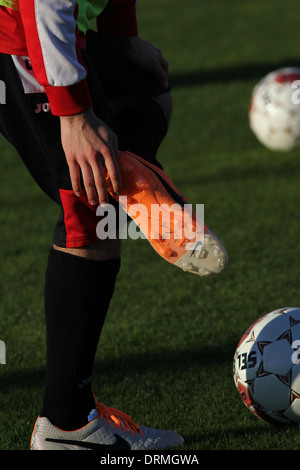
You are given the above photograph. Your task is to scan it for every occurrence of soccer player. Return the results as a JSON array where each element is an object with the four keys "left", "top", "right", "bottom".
[{"left": 0, "top": 0, "right": 227, "bottom": 450}]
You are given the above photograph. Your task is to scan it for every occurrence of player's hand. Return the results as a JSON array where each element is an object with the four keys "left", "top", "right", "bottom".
[
  {"left": 107, "top": 35, "right": 169, "bottom": 90},
  {"left": 60, "top": 108, "right": 121, "bottom": 206}
]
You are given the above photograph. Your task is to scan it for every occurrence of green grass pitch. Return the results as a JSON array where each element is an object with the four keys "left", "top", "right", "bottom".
[{"left": 1, "top": 0, "right": 300, "bottom": 451}]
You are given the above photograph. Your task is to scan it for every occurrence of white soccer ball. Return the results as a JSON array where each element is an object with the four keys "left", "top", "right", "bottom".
[
  {"left": 233, "top": 307, "right": 300, "bottom": 424},
  {"left": 249, "top": 68, "right": 300, "bottom": 151}
]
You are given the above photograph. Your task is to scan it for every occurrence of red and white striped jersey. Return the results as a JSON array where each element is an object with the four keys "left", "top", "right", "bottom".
[{"left": 0, "top": 0, "right": 138, "bottom": 115}]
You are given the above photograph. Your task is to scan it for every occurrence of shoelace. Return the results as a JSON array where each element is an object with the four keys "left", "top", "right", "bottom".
[{"left": 95, "top": 398, "right": 144, "bottom": 437}]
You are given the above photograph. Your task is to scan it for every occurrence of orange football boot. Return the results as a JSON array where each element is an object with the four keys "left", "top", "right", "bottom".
[{"left": 106, "top": 151, "right": 228, "bottom": 276}]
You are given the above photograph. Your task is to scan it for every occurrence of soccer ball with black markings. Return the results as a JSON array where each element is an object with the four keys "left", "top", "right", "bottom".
[
  {"left": 233, "top": 308, "right": 300, "bottom": 424},
  {"left": 249, "top": 68, "right": 300, "bottom": 151}
]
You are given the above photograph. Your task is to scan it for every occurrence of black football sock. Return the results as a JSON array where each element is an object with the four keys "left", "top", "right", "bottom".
[{"left": 40, "top": 247, "right": 120, "bottom": 430}]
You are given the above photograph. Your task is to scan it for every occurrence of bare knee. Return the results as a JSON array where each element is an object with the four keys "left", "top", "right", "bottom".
[{"left": 53, "top": 238, "right": 121, "bottom": 261}]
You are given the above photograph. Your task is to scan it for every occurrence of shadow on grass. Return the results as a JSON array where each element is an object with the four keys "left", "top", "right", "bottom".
[
  {"left": 1, "top": 342, "right": 299, "bottom": 450},
  {"left": 182, "top": 422, "right": 297, "bottom": 450},
  {"left": 182, "top": 143, "right": 300, "bottom": 188},
  {"left": 169, "top": 58, "right": 300, "bottom": 88},
  {"left": 0, "top": 341, "right": 236, "bottom": 393}
]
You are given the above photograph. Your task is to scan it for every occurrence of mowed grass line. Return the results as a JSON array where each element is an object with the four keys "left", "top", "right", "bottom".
[{"left": 1, "top": 0, "right": 300, "bottom": 450}]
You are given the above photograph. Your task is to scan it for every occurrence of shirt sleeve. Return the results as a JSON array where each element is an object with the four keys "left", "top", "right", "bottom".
[
  {"left": 97, "top": 0, "right": 138, "bottom": 37},
  {"left": 18, "top": 0, "right": 93, "bottom": 116}
]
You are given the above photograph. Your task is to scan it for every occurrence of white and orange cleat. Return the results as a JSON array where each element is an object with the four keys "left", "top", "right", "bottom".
[
  {"left": 106, "top": 151, "right": 228, "bottom": 276},
  {"left": 30, "top": 400, "right": 184, "bottom": 450}
]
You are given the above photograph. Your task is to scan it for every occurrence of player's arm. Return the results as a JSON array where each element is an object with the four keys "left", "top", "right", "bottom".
[
  {"left": 59, "top": 108, "right": 119, "bottom": 205},
  {"left": 97, "top": 0, "right": 169, "bottom": 90},
  {"left": 18, "top": 0, "right": 120, "bottom": 205}
]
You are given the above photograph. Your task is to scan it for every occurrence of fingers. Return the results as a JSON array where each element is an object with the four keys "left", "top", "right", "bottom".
[
  {"left": 68, "top": 159, "right": 82, "bottom": 198},
  {"left": 81, "top": 112, "right": 121, "bottom": 203},
  {"left": 89, "top": 149, "right": 120, "bottom": 205},
  {"left": 80, "top": 159, "right": 103, "bottom": 206},
  {"left": 85, "top": 134, "right": 120, "bottom": 205},
  {"left": 68, "top": 148, "right": 120, "bottom": 206},
  {"left": 62, "top": 111, "right": 121, "bottom": 206},
  {"left": 101, "top": 145, "right": 121, "bottom": 196},
  {"left": 89, "top": 157, "right": 108, "bottom": 206}
]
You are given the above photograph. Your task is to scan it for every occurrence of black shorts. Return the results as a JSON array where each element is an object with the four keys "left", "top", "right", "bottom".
[{"left": 0, "top": 32, "right": 169, "bottom": 248}]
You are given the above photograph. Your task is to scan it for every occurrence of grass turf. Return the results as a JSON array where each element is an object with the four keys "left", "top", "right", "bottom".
[{"left": 1, "top": 0, "right": 300, "bottom": 451}]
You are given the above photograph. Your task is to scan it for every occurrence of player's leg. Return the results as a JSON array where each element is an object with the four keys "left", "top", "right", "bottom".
[
  {"left": 0, "top": 53, "right": 184, "bottom": 449},
  {"left": 85, "top": 32, "right": 228, "bottom": 276},
  {"left": 0, "top": 52, "right": 121, "bottom": 430},
  {"left": 84, "top": 30, "right": 171, "bottom": 169}
]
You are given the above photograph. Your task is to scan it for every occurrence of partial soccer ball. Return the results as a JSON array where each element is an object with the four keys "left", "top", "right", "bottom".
[
  {"left": 249, "top": 67, "right": 300, "bottom": 151},
  {"left": 233, "top": 307, "right": 300, "bottom": 424}
]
